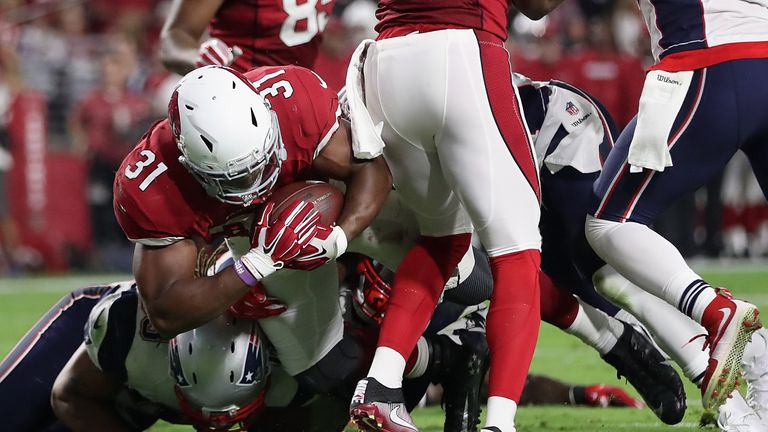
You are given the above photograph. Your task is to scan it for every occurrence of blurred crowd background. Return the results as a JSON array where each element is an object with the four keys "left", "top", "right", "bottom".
[{"left": 0, "top": 0, "right": 765, "bottom": 275}]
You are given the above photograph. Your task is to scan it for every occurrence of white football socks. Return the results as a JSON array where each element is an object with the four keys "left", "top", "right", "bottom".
[
  {"left": 585, "top": 216, "right": 717, "bottom": 324},
  {"left": 485, "top": 396, "right": 517, "bottom": 432},
  {"left": 566, "top": 301, "right": 622, "bottom": 355},
  {"left": 593, "top": 265, "right": 709, "bottom": 383},
  {"left": 405, "top": 337, "right": 429, "bottom": 379},
  {"left": 367, "top": 346, "right": 406, "bottom": 388}
]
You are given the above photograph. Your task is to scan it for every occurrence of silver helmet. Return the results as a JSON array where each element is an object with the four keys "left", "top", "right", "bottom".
[{"left": 169, "top": 315, "right": 270, "bottom": 431}]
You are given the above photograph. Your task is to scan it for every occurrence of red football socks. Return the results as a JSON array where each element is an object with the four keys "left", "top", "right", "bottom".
[
  {"left": 377, "top": 233, "right": 472, "bottom": 361},
  {"left": 486, "top": 249, "right": 541, "bottom": 402},
  {"left": 539, "top": 271, "right": 579, "bottom": 329}
]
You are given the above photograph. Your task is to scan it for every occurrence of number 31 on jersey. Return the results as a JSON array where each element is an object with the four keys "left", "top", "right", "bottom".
[{"left": 125, "top": 150, "right": 167, "bottom": 191}]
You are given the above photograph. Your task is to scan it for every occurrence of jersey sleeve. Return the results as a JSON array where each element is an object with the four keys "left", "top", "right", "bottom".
[
  {"left": 112, "top": 120, "right": 194, "bottom": 246},
  {"left": 84, "top": 286, "right": 139, "bottom": 383},
  {"left": 247, "top": 66, "right": 341, "bottom": 155}
]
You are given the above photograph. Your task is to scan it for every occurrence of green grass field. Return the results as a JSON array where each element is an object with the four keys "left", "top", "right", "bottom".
[{"left": 1, "top": 263, "right": 766, "bottom": 431}]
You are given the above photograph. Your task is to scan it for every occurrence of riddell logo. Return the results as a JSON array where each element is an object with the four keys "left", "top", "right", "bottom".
[{"left": 565, "top": 101, "right": 579, "bottom": 116}]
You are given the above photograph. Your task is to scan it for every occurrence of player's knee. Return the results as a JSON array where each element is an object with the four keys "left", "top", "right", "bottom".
[{"left": 584, "top": 215, "right": 622, "bottom": 250}]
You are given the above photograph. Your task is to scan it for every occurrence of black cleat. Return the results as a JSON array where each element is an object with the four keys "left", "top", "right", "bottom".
[
  {"left": 429, "top": 309, "right": 490, "bottom": 432},
  {"left": 601, "top": 322, "right": 686, "bottom": 425}
]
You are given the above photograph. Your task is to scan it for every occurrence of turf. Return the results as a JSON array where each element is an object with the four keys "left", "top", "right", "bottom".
[{"left": 1, "top": 264, "right": 765, "bottom": 431}]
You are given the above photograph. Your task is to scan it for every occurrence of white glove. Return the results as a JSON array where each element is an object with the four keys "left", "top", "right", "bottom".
[{"left": 286, "top": 225, "right": 347, "bottom": 271}]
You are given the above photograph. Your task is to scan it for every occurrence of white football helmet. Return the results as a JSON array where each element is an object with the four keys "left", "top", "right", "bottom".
[
  {"left": 169, "top": 315, "right": 271, "bottom": 431},
  {"left": 169, "top": 65, "right": 285, "bottom": 206}
]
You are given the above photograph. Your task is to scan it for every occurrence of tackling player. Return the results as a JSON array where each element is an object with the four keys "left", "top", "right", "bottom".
[
  {"left": 160, "top": 0, "right": 335, "bottom": 74},
  {"left": 583, "top": 0, "right": 768, "bottom": 412}
]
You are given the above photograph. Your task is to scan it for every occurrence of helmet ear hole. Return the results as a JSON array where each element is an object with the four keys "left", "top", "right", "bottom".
[
  {"left": 229, "top": 371, "right": 235, "bottom": 383},
  {"left": 192, "top": 372, "right": 198, "bottom": 384},
  {"left": 230, "top": 341, "right": 236, "bottom": 353}
]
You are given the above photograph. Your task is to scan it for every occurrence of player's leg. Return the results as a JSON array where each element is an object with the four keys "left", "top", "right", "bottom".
[
  {"left": 540, "top": 167, "right": 620, "bottom": 316},
  {"left": 540, "top": 271, "right": 686, "bottom": 423},
  {"left": 437, "top": 30, "right": 542, "bottom": 432},
  {"left": 0, "top": 285, "right": 112, "bottom": 431},
  {"left": 351, "top": 33, "right": 475, "bottom": 431},
  {"left": 585, "top": 64, "right": 760, "bottom": 410}
]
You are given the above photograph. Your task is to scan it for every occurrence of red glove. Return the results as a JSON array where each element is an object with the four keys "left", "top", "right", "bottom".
[
  {"left": 286, "top": 225, "right": 348, "bottom": 271},
  {"left": 229, "top": 283, "right": 287, "bottom": 319},
  {"left": 583, "top": 384, "right": 645, "bottom": 408},
  {"left": 196, "top": 38, "right": 243, "bottom": 68},
  {"left": 234, "top": 201, "right": 320, "bottom": 286}
]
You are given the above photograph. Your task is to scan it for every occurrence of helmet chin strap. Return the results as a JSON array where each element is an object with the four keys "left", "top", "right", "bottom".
[{"left": 174, "top": 384, "right": 268, "bottom": 431}]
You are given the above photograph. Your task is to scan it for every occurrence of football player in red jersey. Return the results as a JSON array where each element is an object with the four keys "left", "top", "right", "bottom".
[
  {"left": 160, "top": 0, "right": 335, "bottom": 75},
  {"left": 347, "top": 1, "right": 565, "bottom": 431},
  {"left": 113, "top": 65, "right": 391, "bottom": 339}
]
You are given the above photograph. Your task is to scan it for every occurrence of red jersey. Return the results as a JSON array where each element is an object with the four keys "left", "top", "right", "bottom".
[
  {"left": 375, "top": 0, "right": 509, "bottom": 41},
  {"left": 209, "top": 0, "right": 336, "bottom": 71},
  {"left": 113, "top": 66, "right": 340, "bottom": 245}
]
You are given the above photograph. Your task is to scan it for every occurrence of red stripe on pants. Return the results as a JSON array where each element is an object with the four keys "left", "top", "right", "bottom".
[{"left": 475, "top": 30, "right": 541, "bottom": 201}]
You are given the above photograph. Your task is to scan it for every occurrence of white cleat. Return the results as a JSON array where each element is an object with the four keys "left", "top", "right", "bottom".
[
  {"left": 743, "top": 328, "right": 768, "bottom": 427},
  {"left": 717, "top": 391, "right": 768, "bottom": 432}
]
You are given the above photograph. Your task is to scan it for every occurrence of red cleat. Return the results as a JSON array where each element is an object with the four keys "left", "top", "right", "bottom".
[{"left": 699, "top": 288, "right": 762, "bottom": 411}]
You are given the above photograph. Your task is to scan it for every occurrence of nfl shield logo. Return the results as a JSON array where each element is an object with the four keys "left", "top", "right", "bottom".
[{"left": 565, "top": 101, "right": 579, "bottom": 116}]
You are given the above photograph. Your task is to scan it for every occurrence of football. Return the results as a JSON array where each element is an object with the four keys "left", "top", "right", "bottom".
[{"left": 265, "top": 181, "right": 344, "bottom": 226}]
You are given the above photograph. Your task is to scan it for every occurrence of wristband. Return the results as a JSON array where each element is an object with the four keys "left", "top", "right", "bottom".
[{"left": 234, "top": 258, "right": 259, "bottom": 286}]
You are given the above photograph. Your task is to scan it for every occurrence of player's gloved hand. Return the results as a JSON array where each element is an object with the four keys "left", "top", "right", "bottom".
[
  {"left": 195, "top": 38, "right": 243, "bottom": 68},
  {"left": 229, "top": 282, "right": 287, "bottom": 319},
  {"left": 583, "top": 384, "right": 645, "bottom": 408},
  {"left": 234, "top": 201, "right": 320, "bottom": 285},
  {"left": 286, "top": 224, "right": 347, "bottom": 270}
]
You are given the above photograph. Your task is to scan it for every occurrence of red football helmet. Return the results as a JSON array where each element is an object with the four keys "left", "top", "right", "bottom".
[{"left": 351, "top": 257, "right": 392, "bottom": 325}]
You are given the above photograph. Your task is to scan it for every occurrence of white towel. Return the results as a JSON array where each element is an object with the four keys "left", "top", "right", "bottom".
[
  {"left": 628, "top": 70, "right": 693, "bottom": 173},
  {"left": 344, "top": 40, "right": 385, "bottom": 160}
]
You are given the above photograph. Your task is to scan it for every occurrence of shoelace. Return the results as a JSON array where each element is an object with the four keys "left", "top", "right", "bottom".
[
  {"left": 719, "top": 410, "right": 763, "bottom": 431},
  {"left": 687, "top": 287, "right": 739, "bottom": 353}
]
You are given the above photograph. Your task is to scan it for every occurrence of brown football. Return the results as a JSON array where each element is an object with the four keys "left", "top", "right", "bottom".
[{"left": 266, "top": 181, "right": 344, "bottom": 226}]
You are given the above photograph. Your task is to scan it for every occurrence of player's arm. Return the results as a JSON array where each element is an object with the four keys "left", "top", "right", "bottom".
[
  {"left": 312, "top": 118, "right": 393, "bottom": 241},
  {"left": 160, "top": 0, "right": 225, "bottom": 75},
  {"left": 510, "top": 0, "right": 565, "bottom": 20},
  {"left": 51, "top": 345, "right": 133, "bottom": 432},
  {"left": 132, "top": 239, "right": 252, "bottom": 337}
]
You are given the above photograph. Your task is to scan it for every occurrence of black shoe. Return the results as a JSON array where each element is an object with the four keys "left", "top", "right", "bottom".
[
  {"left": 430, "top": 327, "right": 489, "bottom": 432},
  {"left": 601, "top": 322, "right": 686, "bottom": 425}
]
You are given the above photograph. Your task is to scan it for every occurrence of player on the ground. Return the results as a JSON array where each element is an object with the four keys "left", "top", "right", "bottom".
[
  {"left": 114, "top": 65, "right": 390, "bottom": 340},
  {"left": 160, "top": 0, "right": 335, "bottom": 75},
  {"left": 345, "top": 1, "right": 568, "bottom": 430},
  {"left": 583, "top": 0, "right": 768, "bottom": 412}
]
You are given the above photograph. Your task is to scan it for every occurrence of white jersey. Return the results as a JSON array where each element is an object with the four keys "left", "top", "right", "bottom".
[
  {"left": 513, "top": 73, "right": 616, "bottom": 176},
  {"left": 84, "top": 282, "right": 300, "bottom": 419},
  {"left": 84, "top": 282, "right": 179, "bottom": 410},
  {"left": 636, "top": 0, "right": 768, "bottom": 69}
]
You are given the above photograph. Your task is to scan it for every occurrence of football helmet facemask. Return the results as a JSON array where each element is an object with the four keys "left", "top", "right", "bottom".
[
  {"left": 169, "top": 314, "right": 271, "bottom": 431},
  {"left": 169, "top": 65, "right": 285, "bottom": 206}
]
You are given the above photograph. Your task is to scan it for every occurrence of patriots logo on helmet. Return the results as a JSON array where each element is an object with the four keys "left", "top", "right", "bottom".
[
  {"left": 565, "top": 101, "right": 580, "bottom": 116},
  {"left": 238, "top": 322, "right": 265, "bottom": 386},
  {"left": 169, "top": 339, "right": 191, "bottom": 387}
]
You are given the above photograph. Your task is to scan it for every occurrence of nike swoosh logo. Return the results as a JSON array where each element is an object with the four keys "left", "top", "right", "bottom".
[
  {"left": 715, "top": 307, "right": 733, "bottom": 342},
  {"left": 389, "top": 406, "right": 417, "bottom": 430}
]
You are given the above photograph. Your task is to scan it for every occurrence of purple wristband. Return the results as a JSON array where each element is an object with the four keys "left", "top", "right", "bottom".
[{"left": 234, "top": 258, "right": 259, "bottom": 286}]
